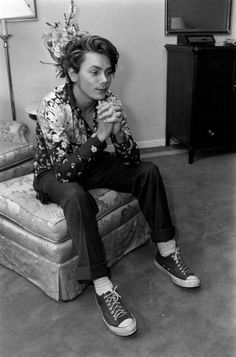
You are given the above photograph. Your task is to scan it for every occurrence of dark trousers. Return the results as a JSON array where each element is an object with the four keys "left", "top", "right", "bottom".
[{"left": 33, "top": 154, "right": 175, "bottom": 281}]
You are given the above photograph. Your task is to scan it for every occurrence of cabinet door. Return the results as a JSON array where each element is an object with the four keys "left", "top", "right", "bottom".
[
  {"left": 193, "top": 52, "right": 236, "bottom": 148},
  {"left": 166, "top": 50, "right": 194, "bottom": 145}
]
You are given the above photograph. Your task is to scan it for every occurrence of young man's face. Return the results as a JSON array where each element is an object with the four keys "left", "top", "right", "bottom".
[{"left": 71, "top": 52, "right": 114, "bottom": 102}]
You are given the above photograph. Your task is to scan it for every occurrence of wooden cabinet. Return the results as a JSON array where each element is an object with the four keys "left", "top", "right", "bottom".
[{"left": 165, "top": 45, "right": 236, "bottom": 163}]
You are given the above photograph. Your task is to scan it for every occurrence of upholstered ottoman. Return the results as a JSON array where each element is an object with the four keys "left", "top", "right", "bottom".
[{"left": 0, "top": 173, "right": 150, "bottom": 301}]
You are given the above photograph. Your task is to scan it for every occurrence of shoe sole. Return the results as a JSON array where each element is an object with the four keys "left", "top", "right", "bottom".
[
  {"left": 102, "top": 315, "right": 137, "bottom": 336},
  {"left": 96, "top": 299, "right": 138, "bottom": 336},
  {"left": 154, "top": 260, "right": 200, "bottom": 288}
]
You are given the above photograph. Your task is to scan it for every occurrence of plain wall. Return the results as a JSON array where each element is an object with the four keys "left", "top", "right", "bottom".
[{"left": 0, "top": 0, "right": 236, "bottom": 146}]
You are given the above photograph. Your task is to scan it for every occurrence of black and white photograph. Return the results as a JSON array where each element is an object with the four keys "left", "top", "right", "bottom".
[{"left": 0, "top": 0, "right": 236, "bottom": 356}]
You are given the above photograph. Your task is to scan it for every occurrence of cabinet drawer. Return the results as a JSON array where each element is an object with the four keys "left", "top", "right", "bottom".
[{"left": 193, "top": 121, "right": 236, "bottom": 148}]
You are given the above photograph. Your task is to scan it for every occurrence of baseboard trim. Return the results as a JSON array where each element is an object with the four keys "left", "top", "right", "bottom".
[
  {"left": 137, "top": 138, "right": 165, "bottom": 148},
  {"left": 106, "top": 138, "right": 186, "bottom": 157}
]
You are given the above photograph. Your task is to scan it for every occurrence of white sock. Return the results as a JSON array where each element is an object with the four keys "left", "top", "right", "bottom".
[
  {"left": 93, "top": 276, "right": 113, "bottom": 296},
  {"left": 157, "top": 239, "right": 176, "bottom": 257}
]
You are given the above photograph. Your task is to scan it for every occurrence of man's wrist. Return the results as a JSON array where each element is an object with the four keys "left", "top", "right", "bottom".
[{"left": 114, "top": 130, "right": 125, "bottom": 144}]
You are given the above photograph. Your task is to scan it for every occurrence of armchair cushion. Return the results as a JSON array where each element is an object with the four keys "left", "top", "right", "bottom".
[
  {"left": 0, "top": 120, "right": 31, "bottom": 144},
  {"left": 0, "top": 141, "right": 33, "bottom": 170},
  {"left": 0, "top": 175, "right": 139, "bottom": 244},
  {"left": 0, "top": 121, "right": 34, "bottom": 182}
]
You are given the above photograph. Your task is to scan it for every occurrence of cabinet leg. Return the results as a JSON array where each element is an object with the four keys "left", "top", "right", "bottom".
[
  {"left": 188, "top": 148, "right": 194, "bottom": 164},
  {"left": 166, "top": 134, "right": 170, "bottom": 146}
]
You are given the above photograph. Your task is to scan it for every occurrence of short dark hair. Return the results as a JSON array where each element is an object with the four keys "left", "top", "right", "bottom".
[{"left": 59, "top": 35, "right": 119, "bottom": 80}]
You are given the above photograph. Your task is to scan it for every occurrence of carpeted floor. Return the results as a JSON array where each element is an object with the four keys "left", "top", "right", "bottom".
[{"left": 1, "top": 149, "right": 236, "bottom": 357}]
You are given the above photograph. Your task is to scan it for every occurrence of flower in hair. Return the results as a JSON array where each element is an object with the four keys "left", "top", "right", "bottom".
[{"left": 42, "top": 0, "right": 89, "bottom": 68}]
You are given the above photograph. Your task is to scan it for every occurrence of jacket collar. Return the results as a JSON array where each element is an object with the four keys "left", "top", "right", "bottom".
[{"left": 65, "top": 82, "right": 78, "bottom": 110}]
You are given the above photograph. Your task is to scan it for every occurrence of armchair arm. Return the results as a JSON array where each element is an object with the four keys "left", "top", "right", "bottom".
[{"left": 0, "top": 120, "right": 30, "bottom": 144}]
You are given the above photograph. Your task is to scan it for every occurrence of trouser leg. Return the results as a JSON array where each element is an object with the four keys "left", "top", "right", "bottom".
[
  {"left": 83, "top": 157, "right": 175, "bottom": 243},
  {"left": 130, "top": 161, "right": 176, "bottom": 243},
  {"left": 33, "top": 171, "right": 108, "bottom": 281},
  {"left": 33, "top": 156, "right": 175, "bottom": 280}
]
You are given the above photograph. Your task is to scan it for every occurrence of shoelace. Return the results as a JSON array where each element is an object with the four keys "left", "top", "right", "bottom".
[
  {"left": 103, "top": 287, "right": 128, "bottom": 321},
  {"left": 172, "top": 247, "right": 191, "bottom": 276}
]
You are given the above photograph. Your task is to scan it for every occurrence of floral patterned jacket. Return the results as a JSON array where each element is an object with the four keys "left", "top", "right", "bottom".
[{"left": 33, "top": 82, "right": 140, "bottom": 183}]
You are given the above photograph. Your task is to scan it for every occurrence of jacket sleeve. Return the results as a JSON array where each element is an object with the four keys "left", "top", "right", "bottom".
[
  {"left": 37, "top": 99, "right": 106, "bottom": 182},
  {"left": 110, "top": 102, "right": 140, "bottom": 166}
]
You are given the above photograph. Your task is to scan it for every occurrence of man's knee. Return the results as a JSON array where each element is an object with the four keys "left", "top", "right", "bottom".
[
  {"left": 61, "top": 184, "right": 85, "bottom": 205},
  {"left": 139, "top": 161, "right": 160, "bottom": 178},
  {"left": 61, "top": 185, "right": 98, "bottom": 214}
]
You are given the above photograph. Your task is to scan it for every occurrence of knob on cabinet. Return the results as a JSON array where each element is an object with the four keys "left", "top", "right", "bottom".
[{"left": 208, "top": 129, "right": 215, "bottom": 136}]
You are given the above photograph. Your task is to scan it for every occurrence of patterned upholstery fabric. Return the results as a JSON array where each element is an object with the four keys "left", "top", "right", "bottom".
[
  {"left": 0, "top": 121, "right": 34, "bottom": 182},
  {"left": 0, "top": 160, "right": 33, "bottom": 183},
  {"left": 0, "top": 120, "right": 30, "bottom": 144},
  {"left": 0, "top": 174, "right": 140, "bottom": 243},
  {"left": 0, "top": 173, "right": 150, "bottom": 301}
]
